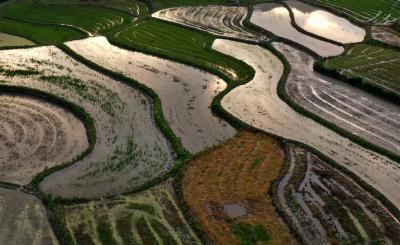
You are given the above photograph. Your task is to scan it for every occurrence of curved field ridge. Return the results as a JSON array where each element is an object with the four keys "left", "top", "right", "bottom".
[
  {"left": 308, "top": 0, "right": 400, "bottom": 25},
  {"left": 0, "top": 46, "right": 174, "bottom": 197},
  {"left": 58, "top": 183, "right": 201, "bottom": 245},
  {"left": 277, "top": 145, "right": 400, "bottom": 244},
  {"left": 152, "top": 5, "right": 264, "bottom": 42},
  {"left": 213, "top": 39, "right": 400, "bottom": 209},
  {"left": 372, "top": 26, "right": 400, "bottom": 47},
  {"left": 0, "top": 94, "right": 88, "bottom": 185},
  {"left": 325, "top": 44, "right": 400, "bottom": 95},
  {"left": 274, "top": 42, "right": 400, "bottom": 154},
  {"left": 37, "top": 0, "right": 148, "bottom": 16},
  {"left": 0, "top": 32, "right": 35, "bottom": 47},
  {"left": 182, "top": 131, "right": 295, "bottom": 245},
  {"left": 66, "top": 36, "right": 236, "bottom": 154},
  {"left": 0, "top": 187, "right": 59, "bottom": 245},
  {"left": 250, "top": 3, "right": 344, "bottom": 57},
  {"left": 285, "top": 0, "right": 366, "bottom": 44}
]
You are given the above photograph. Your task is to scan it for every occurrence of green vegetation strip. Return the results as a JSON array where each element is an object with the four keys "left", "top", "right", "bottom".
[
  {"left": 1, "top": 0, "right": 133, "bottom": 35},
  {"left": 0, "top": 17, "right": 86, "bottom": 45},
  {"left": 231, "top": 222, "right": 271, "bottom": 245}
]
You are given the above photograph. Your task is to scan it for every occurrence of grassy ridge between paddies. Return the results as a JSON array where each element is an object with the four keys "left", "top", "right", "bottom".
[
  {"left": 0, "top": 0, "right": 134, "bottom": 35},
  {"left": 305, "top": 0, "right": 400, "bottom": 25},
  {"left": 321, "top": 43, "right": 400, "bottom": 104},
  {"left": 109, "top": 18, "right": 255, "bottom": 84},
  {"left": 37, "top": 0, "right": 148, "bottom": 16},
  {"left": 0, "top": 17, "right": 86, "bottom": 45},
  {"left": 152, "top": 0, "right": 228, "bottom": 10}
]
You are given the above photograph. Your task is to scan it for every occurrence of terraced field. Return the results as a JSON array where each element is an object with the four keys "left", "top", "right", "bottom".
[
  {"left": 250, "top": 3, "right": 344, "bottom": 57},
  {"left": 307, "top": 0, "right": 400, "bottom": 25},
  {"left": 152, "top": 0, "right": 227, "bottom": 10},
  {"left": 0, "top": 17, "right": 86, "bottom": 45},
  {"left": 213, "top": 39, "right": 400, "bottom": 210},
  {"left": 182, "top": 131, "right": 295, "bottom": 245},
  {"left": 0, "top": 187, "right": 58, "bottom": 245},
  {"left": 57, "top": 183, "right": 200, "bottom": 245},
  {"left": 274, "top": 42, "right": 400, "bottom": 154},
  {"left": 152, "top": 5, "right": 264, "bottom": 42},
  {"left": 110, "top": 19, "right": 254, "bottom": 82},
  {"left": 278, "top": 144, "right": 400, "bottom": 244},
  {"left": 1, "top": 0, "right": 134, "bottom": 35},
  {"left": 66, "top": 37, "right": 236, "bottom": 153},
  {"left": 372, "top": 26, "right": 400, "bottom": 47},
  {"left": 285, "top": 0, "right": 365, "bottom": 44},
  {"left": 37, "top": 0, "right": 148, "bottom": 16},
  {"left": 0, "top": 32, "right": 34, "bottom": 47},
  {"left": 0, "top": 46, "right": 174, "bottom": 197},
  {"left": 0, "top": 93, "right": 88, "bottom": 185},
  {"left": 324, "top": 44, "right": 400, "bottom": 95}
]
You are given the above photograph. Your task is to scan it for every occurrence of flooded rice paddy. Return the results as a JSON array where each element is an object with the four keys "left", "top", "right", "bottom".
[
  {"left": 285, "top": 0, "right": 365, "bottom": 44},
  {"left": 152, "top": 5, "right": 264, "bottom": 42},
  {"left": 58, "top": 182, "right": 201, "bottom": 245},
  {"left": 0, "top": 46, "right": 174, "bottom": 198},
  {"left": 274, "top": 42, "right": 400, "bottom": 154},
  {"left": 213, "top": 39, "right": 400, "bottom": 210},
  {"left": 372, "top": 26, "right": 400, "bottom": 47},
  {"left": 66, "top": 37, "right": 236, "bottom": 154},
  {"left": 277, "top": 144, "right": 400, "bottom": 244},
  {"left": 0, "top": 187, "right": 58, "bottom": 245},
  {"left": 250, "top": 2, "right": 344, "bottom": 57},
  {"left": 0, "top": 32, "right": 35, "bottom": 48},
  {"left": 0, "top": 94, "right": 88, "bottom": 185}
]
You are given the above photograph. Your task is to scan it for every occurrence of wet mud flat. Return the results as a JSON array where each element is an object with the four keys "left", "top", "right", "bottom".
[
  {"left": 250, "top": 2, "right": 344, "bottom": 57},
  {"left": 0, "top": 32, "right": 35, "bottom": 47},
  {"left": 0, "top": 93, "right": 88, "bottom": 185},
  {"left": 372, "top": 26, "right": 400, "bottom": 47},
  {"left": 277, "top": 144, "right": 400, "bottom": 244},
  {"left": 213, "top": 39, "right": 400, "bottom": 210},
  {"left": 66, "top": 36, "right": 236, "bottom": 154},
  {"left": 0, "top": 187, "right": 59, "bottom": 245},
  {"left": 274, "top": 42, "right": 400, "bottom": 154},
  {"left": 57, "top": 182, "right": 201, "bottom": 245},
  {"left": 0, "top": 46, "right": 174, "bottom": 198},
  {"left": 152, "top": 5, "right": 264, "bottom": 42}
]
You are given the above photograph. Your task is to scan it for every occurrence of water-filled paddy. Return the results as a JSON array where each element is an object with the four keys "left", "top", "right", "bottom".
[
  {"left": 285, "top": 0, "right": 365, "bottom": 43},
  {"left": 0, "top": 46, "right": 174, "bottom": 197},
  {"left": 0, "top": 93, "right": 88, "bottom": 185},
  {"left": 0, "top": 187, "right": 59, "bottom": 245},
  {"left": 213, "top": 39, "right": 400, "bottom": 209},
  {"left": 66, "top": 37, "right": 236, "bottom": 153},
  {"left": 250, "top": 2, "right": 344, "bottom": 57},
  {"left": 274, "top": 42, "right": 400, "bottom": 154},
  {"left": 0, "top": 32, "right": 35, "bottom": 47}
]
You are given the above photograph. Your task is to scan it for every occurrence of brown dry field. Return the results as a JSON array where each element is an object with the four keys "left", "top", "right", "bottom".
[{"left": 182, "top": 131, "right": 296, "bottom": 245}]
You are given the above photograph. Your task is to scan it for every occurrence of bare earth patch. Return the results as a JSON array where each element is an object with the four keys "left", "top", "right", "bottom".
[
  {"left": 371, "top": 26, "right": 400, "bottom": 47},
  {"left": 183, "top": 131, "right": 295, "bottom": 245}
]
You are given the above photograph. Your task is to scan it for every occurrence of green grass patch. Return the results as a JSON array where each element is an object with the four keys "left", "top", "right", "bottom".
[
  {"left": 1, "top": 0, "right": 133, "bottom": 34},
  {"left": 231, "top": 222, "right": 271, "bottom": 245},
  {"left": 96, "top": 215, "right": 118, "bottom": 245},
  {"left": 150, "top": 218, "right": 178, "bottom": 245},
  {"left": 135, "top": 216, "right": 159, "bottom": 245},
  {"left": 324, "top": 44, "right": 400, "bottom": 97},
  {"left": 108, "top": 18, "right": 254, "bottom": 83},
  {"left": 308, "top": 0, "right": 400, "bottom": 24},
  {"left": 126, "top": 202, "right": 156, "bottom": 215},
  {"left": 0, "top": 17, "right": 85, "bottom": 45},
  {"left": 152, "top": 0, "right": 227, "bottom": 10},
  {"left": 115, "top": 214, "right": 140, "bottom": 245}
]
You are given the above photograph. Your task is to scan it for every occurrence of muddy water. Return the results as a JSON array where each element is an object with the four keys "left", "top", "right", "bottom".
[
  {"left": 152, "top": 6, "right": 263, "bottom": 42},
  {"left": 285, "top": 0, "right": 365, "bottom": 44},
  {"left": 274, "top": 42, "right": 400, "bottom": 154},
  {"left": 66, "top": 37, "right": 236, "bottom": 154},
  {"left": 213, "top": 39, "right": 400, "bottom": 209},
  {"left": 0, "top": 94, "right": 88, "bottom": 185},
  {"left": 0, "top": 46, "right": 174, "bottom": 197},
  {"left": 0, "top": 32, "right": 35, "bottom": 47},
  {"left": 250, "top": 3, "right": 344, "bottom": 57},
  {"left": 0, "top": 187, "right": 59, "bottom": 245}
]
